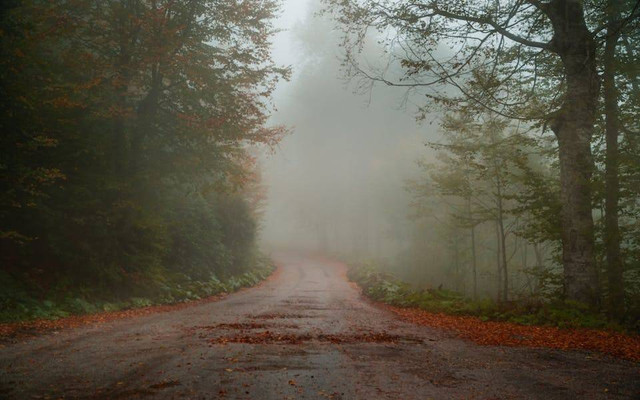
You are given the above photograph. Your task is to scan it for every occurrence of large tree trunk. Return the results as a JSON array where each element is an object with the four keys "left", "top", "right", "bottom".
[
  {"left": 546, "top": 0, "right": 600, "bottom": 307},
  {"left": 603, "top": 0, "right": 624, "bottom": 318}
]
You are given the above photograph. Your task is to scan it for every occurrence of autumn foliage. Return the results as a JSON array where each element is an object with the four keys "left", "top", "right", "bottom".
[
  {"left": 0, "top": 1, "right": 288, "bottom": 321},
  {"left": 387, "top": 306, "right": 640, "bottom": 362},
  {"left": 349, "top": 263, "right": 640, "bottom": 361}
]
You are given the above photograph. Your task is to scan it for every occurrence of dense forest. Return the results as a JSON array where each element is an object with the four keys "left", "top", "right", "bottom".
[
  {"left": 1, "top": 2, "right": 639, "bottom": 398},
  {"left": 0, "top": 0, "right": 287, "bottom": 321},
  {"left": 324, "top": 0, "right": 640, "bottom": 328},
  {"left": 2, "top": 0, "right": 639, "bottom": 330}
]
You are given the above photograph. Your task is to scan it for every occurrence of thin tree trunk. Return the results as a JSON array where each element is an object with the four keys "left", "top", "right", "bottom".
[
  {"left": 533, "top": 243, "right": 544, "bottom": 295},
  {"left": 453, "top": 233, "right": 460, "bottom": 292},
  {"left": 467, "top": 196, "right": 478, "bottom": 300},
  {"left": 603, "top": 0, "right": 624, "bottom": 318},
  {"left": 495, "top": 220, "right": 502, "bottom": 302},
  {"left": 490, "top": 136, "right": 509, "bottom": 302},
  {"left": 545, "top": 0, "right": 600, "bottom": 307},
  {"left": 132, "top": 66, "right": 161, "bottom": 175},
  {"left": 113, "top": 42, "right": 132, "bottom": 176},
  {"left": 533, "top": 244, "right": 543, "bottom": 266},
  {"left": 111, "top": 0, "right": 143, "bottom": 178},
  {"left": 523, "top": 242, "right": 534, "bottom": 295},
  {"left": 496, "top": 183, "right": 508, "bottom": 302}
]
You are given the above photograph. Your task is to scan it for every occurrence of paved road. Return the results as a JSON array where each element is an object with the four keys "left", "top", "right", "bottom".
[{"left": 1, "top": 253, "right": 638, "bottom": 399}]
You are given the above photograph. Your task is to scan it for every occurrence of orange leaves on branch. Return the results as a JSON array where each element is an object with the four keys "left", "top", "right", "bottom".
[
  {"left": 33, "top": 168, "right": 66, "bottom": 184},
  {"left": 252, "top": 125, "right": 290, "bottom": 149},
  {"left": 100, "top": 105, "right": 135, "bottom": 119},
  {"left": 48, "top": 96, "right": 87, "bottom": 110},
  {"left": 176, "top": 113, "right": 227, "bottom": 130}
]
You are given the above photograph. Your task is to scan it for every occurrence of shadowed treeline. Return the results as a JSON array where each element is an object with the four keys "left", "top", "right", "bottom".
[{"left": 0, "top": 0, "right": 286, "bottom": 321}]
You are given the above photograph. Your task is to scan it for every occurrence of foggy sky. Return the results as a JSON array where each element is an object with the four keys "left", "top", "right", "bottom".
[{"left": 260, "top": 0, "right": 440, "bottom": 257}]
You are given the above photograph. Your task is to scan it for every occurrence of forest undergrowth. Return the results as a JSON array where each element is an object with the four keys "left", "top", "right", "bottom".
[
  {"left": 348, "top": 262, "right": 640, "bottom": 360},
  {"left": 0, "top": 255, "right": 275, "bottom": 324}
]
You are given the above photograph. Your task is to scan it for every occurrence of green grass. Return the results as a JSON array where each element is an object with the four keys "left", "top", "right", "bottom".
[
  {"left": 348, "top": 262, "right": 622, "bottom": 331},
  {"left": 0, "top": 257, "right": 275, "bottom": 323}
]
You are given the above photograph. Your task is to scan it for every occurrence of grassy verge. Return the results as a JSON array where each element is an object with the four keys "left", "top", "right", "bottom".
[
  {"left": 348, "top": 262, "right": 629, "bottom": 331},
  {"left": 0, "top": 256, "right": 275, "bottom": 323}
]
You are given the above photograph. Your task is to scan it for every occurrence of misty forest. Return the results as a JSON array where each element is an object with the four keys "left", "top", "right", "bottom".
[{"left": 1, "top": 1, "right": 640, "bottom": 399}]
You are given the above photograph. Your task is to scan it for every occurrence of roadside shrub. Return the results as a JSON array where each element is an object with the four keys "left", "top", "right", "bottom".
[
  {"left": 0, "top": 257, "right": 275, "bottom": 323},
  {"left": 348, "top": 262, "right": 618, "bottom": 331}
]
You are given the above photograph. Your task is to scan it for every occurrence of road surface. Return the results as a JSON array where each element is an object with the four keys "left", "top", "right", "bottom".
[{"left": 1, "top": 253, "right": 638, "bottom": 399}]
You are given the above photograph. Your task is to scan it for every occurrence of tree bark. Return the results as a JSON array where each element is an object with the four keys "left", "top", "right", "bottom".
[
  {"left": 452, "top": 233, "right": 460, "bottom": 292},
  {"left": 546, "top": 0, "right": 600, "bottom": 307},
  {"left": 533, "top": 243, "right": 544, "bottom": 295},
  {"left": 495, "top": 183, "right": 509, "bottom": 302},
  {"left": 467, "top": 197, "right": 478, "bottom": 300},
  {"left": 490, "top": 136, "right": 509, "bottom": 302},
  {"left": 603, "top": 0, "right": 624, "bottom": 318},
  {"left": 495, "top": 220, "right": 502, "bottom": 302}
]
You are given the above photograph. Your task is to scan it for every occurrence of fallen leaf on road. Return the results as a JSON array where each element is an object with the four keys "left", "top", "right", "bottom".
[
  {"left": 383, "top": 304, "right": 640, "bottom": 361},
  {"left": 149, "top": 380, "right": 180, "bottom": 389}
]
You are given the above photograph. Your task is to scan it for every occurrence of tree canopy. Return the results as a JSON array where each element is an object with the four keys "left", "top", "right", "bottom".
[{"left": 0, "top": 0, "right": 288, "bottom": 320}]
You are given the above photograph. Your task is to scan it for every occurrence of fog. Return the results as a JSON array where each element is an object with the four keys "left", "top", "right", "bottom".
[
  {"left": 1, "top": 3, "right": 638, "bottom": 391},
  {"left": 261, "top": 0, "right": 437, "bottom": 259},
  {"left": 258, "top": 2, "right": 561, "bottom": 300}
]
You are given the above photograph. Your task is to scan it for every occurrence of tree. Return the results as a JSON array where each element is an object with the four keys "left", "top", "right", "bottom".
[
  {"left": 409, "top": 110, "right": 546, "bottom": 301},
  {"left": 414, "top": 113, "right": 485, "bottom": 299},
  {"left": 594, "top": 0, "right": 640, "bottom": 318},
  {"left": 324, "top": 0, "right": 640, "bottom": 307},
  {"left": 602, "top": 0, "right": 625, "bottom": 318},
  {"left": 0, "top": 1, "right": 288, "bottom": 304}
]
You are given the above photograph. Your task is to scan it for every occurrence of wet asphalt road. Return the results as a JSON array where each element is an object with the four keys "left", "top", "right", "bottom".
[{"left": 1, "top": 253, "right": 638, "bottom": 399}]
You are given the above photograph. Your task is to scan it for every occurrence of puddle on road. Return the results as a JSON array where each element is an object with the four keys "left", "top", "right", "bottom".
[
  {"left": 197, "top": 323, "right": 269, "bottom": 330},
  {"left": 287, "top": 305, "right": 334, "bottom": 311},
  {"left": 189, "top": 322, "right": 301, "bottom": 337},
  {"left": 211, "top": 331, "right": 314, "bottom": 345},
  {"left": 248, "top": 313, "right": 315, "bottom": 320},
  {"left": 207, "top": 331, "right": 423, "bottom": 346},
  {"left": 281, "top": 298, "right": 322, "bottom": 305}
]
